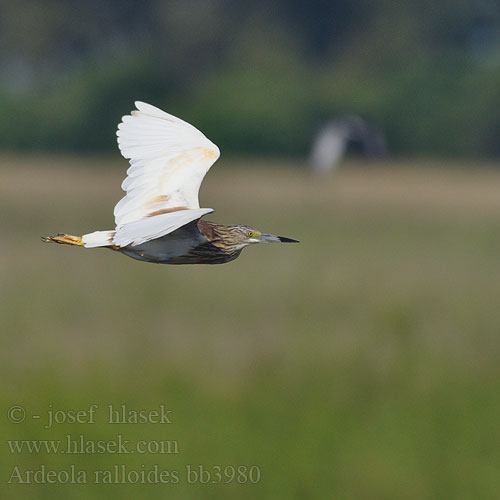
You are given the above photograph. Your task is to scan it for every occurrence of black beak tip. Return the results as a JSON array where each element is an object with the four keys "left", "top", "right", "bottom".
[{"left": 278, "top": 236, "right": 300, "bottom": 243}]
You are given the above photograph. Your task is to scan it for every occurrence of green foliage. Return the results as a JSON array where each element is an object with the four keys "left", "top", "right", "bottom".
[{"left": 1, "top": 0, "right": 500, "bottom": 157}]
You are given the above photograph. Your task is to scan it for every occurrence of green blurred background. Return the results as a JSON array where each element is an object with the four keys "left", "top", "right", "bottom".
[
  {"left": 2, "top": 0, "right": 500, "bottom": 157},
  {"left": 1, "top": 1, "right": 500, "bottom": 499}
]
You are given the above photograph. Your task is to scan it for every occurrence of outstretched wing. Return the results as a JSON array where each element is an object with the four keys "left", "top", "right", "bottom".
[{"left": 113, "top": 101, "right": 220, "bottom": 247}]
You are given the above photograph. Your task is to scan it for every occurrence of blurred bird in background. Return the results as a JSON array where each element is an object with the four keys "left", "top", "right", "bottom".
[
  {"left": 309, "top": 116, "right": 387, "bottom": 175},
  {"left": 43, "top": 102, "right": 298, "bottom": 264}
]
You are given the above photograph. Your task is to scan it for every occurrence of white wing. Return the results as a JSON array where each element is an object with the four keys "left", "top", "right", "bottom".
[
  {"left": 113, "top": 101, "right": 220, "bottom": 247},
  {"left": 113, "top": 208, "right": 213, "bottom": 248}
]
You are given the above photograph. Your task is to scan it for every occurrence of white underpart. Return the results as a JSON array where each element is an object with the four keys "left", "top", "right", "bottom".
[
  {"left": 82, "top": 101, "right": 220, "bottom": 248},
  {"left": 82, "top": 230, "right": 115, "bottom": 248}
]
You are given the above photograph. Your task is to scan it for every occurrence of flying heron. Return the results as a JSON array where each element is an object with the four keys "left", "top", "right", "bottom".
[
  {"left": 43, "top": 101, "right": 298, "bottom": 264},
  {"left": 310, "top": 116, "right": 386, "bottom": 175}
]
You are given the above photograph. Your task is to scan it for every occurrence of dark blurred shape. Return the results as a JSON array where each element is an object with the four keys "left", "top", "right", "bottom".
[{"left": 309, "top": 116, "right": 387, "bottom": 175}]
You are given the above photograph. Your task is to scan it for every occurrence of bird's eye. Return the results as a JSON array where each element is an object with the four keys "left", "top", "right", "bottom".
[{"left": 247, "top": 231, "right": 254, "bottom": 238}]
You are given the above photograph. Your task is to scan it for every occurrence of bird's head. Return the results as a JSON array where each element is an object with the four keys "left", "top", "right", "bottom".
[{"left": 227, "top": 225, "right": 299, "bottom": 250}]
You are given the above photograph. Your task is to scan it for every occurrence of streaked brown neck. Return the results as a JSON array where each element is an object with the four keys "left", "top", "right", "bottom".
[{"left": 197, "top": 219, "right": 241, "bottom": 255}]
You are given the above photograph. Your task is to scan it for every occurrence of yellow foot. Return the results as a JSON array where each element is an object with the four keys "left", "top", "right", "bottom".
[{"left": 42, "top": 233, "right": 84, "bottom": 246}]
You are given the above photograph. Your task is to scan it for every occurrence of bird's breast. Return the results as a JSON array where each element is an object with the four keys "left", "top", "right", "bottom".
[{"left": 119, "top": 237, "right": 240, "bottom": 265}]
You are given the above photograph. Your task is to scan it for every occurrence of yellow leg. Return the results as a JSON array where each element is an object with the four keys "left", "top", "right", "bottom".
[{"left": 42, "top": 233, "right": 84, "bottom": 246}]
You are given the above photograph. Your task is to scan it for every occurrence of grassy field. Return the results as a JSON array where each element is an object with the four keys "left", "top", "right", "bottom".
[{"left": 1, "top": 155, "right": 500, "bottom": 499}]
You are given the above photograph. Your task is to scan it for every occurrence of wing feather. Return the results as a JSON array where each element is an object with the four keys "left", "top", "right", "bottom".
[
  {"left": 112, "top": 101, "right": 220, "bottom": 247},
  {"left": 113, "top": 208, "right": 213, "bottom": 247}
]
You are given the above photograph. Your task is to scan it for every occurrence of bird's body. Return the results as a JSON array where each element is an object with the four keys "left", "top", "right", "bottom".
[
  {"left": 44, "top": 102, "right": 297, "bottom": 264},
  {"left": 119, "top": 220, "right": 244, "bottom": 265}
]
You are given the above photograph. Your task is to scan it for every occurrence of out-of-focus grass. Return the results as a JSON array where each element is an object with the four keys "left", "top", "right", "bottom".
[{"left": 1, "top": 155, "right": 500, "bottom": 499}]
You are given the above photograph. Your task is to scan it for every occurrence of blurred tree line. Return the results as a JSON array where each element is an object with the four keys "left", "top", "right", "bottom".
[{"left": 0, "top": 0, "right": 499, "bottom": 158}]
